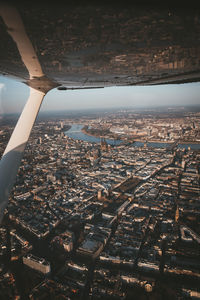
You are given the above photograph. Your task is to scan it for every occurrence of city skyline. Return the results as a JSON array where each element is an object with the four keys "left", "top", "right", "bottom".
[{"left": 0, "top": 109, "right": 199, "bottom": 299}]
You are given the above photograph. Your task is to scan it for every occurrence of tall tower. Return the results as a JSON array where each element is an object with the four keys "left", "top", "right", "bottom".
[
  {"left": 175, "top": 205, "right": 179, "bottom": 223},
  {"left": 100, "top": 137, "right": 108, "bottom": 152},
  {"left": 97, "top": 190, "right": 102, "bottom": 201}
]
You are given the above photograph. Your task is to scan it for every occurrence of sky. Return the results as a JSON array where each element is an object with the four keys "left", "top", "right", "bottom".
[{"left": 0, "top": 75, "right": 200, "bottom": 115}]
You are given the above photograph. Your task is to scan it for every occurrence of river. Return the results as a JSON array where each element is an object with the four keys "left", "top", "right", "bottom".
[
  {"left": 65, "top": 124, "right": 200, "bottom": 150},
  {"left": 65, "top": 124, "right": 121, "bottom": 145}
]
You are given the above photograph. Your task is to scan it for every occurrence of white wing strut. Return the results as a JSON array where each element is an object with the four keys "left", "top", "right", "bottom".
[
  {"left": 0, "top": 88, "right": 45, "bottom": 221},
  {"left": 0, "top": 5, "right": 56, "bottom": 222}
]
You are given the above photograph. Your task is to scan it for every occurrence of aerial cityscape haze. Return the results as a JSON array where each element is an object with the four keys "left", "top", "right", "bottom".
[
  {"left": 0, "top": 106, "right": 200, "bottom": 299},
  {"left": 0, "top": 1, "right": 200, "bottom": 299}
]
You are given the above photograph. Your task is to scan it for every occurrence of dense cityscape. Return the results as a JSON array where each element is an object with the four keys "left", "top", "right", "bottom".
[{"left": 0, "top": 107, "right": 200, "bottom": 299}]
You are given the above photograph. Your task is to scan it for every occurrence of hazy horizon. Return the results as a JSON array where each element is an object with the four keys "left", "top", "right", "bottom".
[{"left": 1, "top": 76, "right": 200, "bottom": 115}]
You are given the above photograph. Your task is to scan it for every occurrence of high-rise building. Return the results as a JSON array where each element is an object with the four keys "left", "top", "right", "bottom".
[{"left": 23, "top": 254, "right": 51, "bottom": 274}]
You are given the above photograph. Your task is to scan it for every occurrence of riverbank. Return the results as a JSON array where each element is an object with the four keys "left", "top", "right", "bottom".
[
  {"left": 81, "top": 130, "right": 200, "bottom": 146},
  {"left": 65, "top": 124, "right": 121, "bottom": 145},
  {"left": 81, "top": 126, "right": 120, "bottom": 141},
  {"left": 61, "top": 125, "right": 71, "bottom": 132},
  {"left": 65, "top": 124, "right": 200, "bottom": 149}
]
